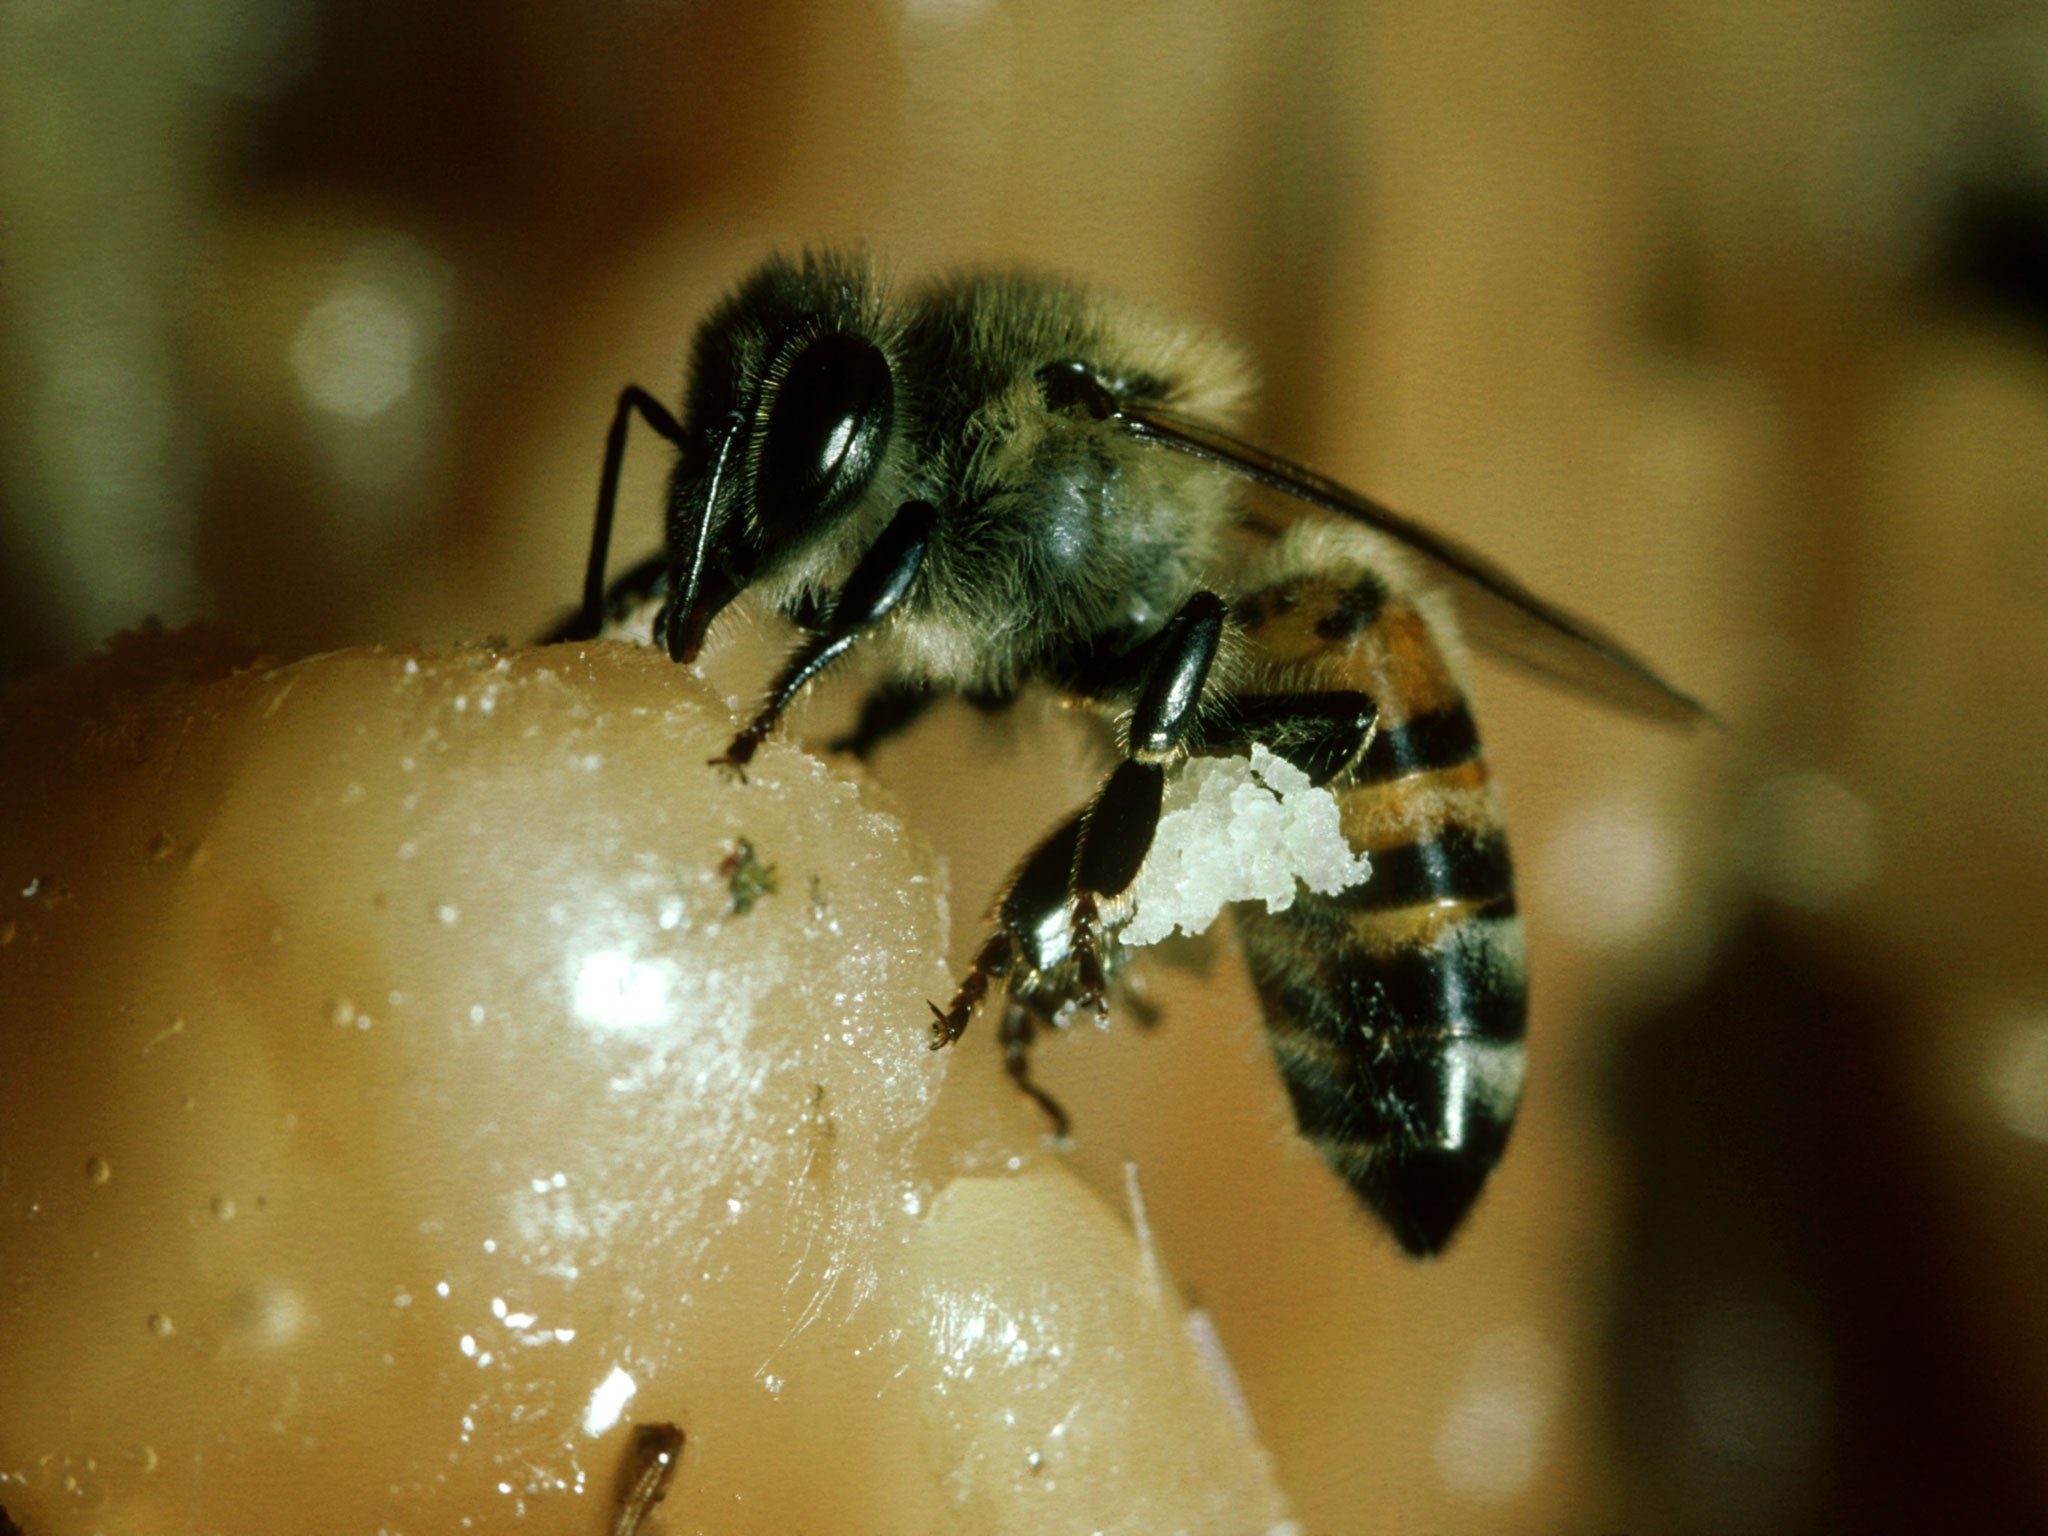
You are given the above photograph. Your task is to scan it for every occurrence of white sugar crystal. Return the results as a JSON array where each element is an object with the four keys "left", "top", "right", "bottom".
[{"left": 1121, "top": 744, "right": 1371, "bottom": 948}]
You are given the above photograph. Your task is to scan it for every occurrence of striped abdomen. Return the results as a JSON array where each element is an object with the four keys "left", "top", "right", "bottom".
[{"left": 1231, "top": 564, "right": 1528, "bottom": 1256}]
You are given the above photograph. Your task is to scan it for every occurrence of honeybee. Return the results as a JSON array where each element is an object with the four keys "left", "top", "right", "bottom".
[{"left": 556, "top": 250, "right": 1705, "bottom": 1256}]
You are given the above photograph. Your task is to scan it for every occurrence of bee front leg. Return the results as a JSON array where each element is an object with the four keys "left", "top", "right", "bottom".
[
  {"left": 548, "top": 385, "right": 688, "bottom": 644},
  {"left": 712, "top": 500, "right": 937, "bottom": 776}
]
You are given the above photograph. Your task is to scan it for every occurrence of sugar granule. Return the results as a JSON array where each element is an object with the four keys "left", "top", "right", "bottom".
[{"left": 1121, "top": 744, "right": 1372, "bottom": 948}]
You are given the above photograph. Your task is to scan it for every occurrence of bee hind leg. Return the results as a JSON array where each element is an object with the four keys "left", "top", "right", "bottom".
[
  {"left": 929, "top": 930, "right": 1013, "bottom": 1049},
  {"left": 929, "top": 800, "right": 1089, "bottom": 1050},
  {"left": 1064, "top": 590, "right": 1231, "bottom": 1003},
  {"left": 933, "top": 576, "right": 1229, "bottom": 1120}
]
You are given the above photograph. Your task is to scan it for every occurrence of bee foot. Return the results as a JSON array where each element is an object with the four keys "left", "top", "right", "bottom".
[
  {"left": 1069, "top": 895, "right": 1113, "bottom": 1020},
  {"left": 927, "top": 999, "right": 969, "bottom": 1050},
  {"left": 708, "top": 726, "right": 770, "bottom": 780},
  {"left": 1020, "top": 1083, "right": 1073, "bottom": 1142},
  {"left": 929, "top": 932, "right": 1014, "bottom": 1050}
]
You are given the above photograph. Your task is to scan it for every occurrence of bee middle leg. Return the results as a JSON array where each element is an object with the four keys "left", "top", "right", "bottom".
[
  {"left": 828, "top": 680, "right": 1018, "bottom": 760},
  {"left": 827, "top": 681, "right": 939, "bottom": 759}
]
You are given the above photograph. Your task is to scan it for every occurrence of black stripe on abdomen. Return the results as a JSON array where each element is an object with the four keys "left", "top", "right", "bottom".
[
  {"left": 1247, "top": 904, "right": 1526, "bottom": 1047},
  {"left": 1337, "top": 826, "right": 1512, "bottom": 912},
  {"left": 1356, "top": 703, "right": 1481, "bottom": 783},
  {"left": 1237, "top": 897, "right": 1529, "bottom": 1256}
]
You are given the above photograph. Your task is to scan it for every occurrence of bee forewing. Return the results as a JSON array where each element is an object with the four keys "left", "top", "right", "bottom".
[{"left": 1119, "top": 403, "right": 1714, "bottom": 727}]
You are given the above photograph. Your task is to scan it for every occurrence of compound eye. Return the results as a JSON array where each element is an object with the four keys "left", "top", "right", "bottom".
[{"left": 756, "top": 332, "right": 894, "bottom": 529}]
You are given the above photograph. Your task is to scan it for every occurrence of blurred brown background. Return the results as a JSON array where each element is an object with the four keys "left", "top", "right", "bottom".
[{"left": 4, "top": 1, "right": 2046, "bottom": 1530}]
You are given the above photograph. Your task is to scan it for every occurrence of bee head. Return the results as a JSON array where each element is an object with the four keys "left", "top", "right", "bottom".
[{"left": 662, "top": 253, "right": 899, "bottom": 662}]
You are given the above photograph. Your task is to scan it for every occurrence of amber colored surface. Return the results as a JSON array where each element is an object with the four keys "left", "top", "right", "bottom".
[
  {"left": 0, "top": 632, "right": 1290, "bottom": 1534},
  {"left": 3, "top": 3, "right": 2046, "bottom": 1530}
]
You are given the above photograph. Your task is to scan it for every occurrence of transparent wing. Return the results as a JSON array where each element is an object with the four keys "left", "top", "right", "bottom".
[{"left": 1121, "top": 402, "right": 1713, "bottom": 726}]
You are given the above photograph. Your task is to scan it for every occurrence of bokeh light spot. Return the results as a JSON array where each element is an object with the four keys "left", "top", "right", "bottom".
[
  {"left": 1985, "top": 1013, "right": 2048, "bottom": 1143},
  {"left": 1434, "top": 1325, "right": 1561, "bottom": 1504}
]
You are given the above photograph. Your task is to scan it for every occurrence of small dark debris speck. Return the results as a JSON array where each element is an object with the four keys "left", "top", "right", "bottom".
[{"left": 719, "top": 839, "right": 779, "bottom": 916}]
